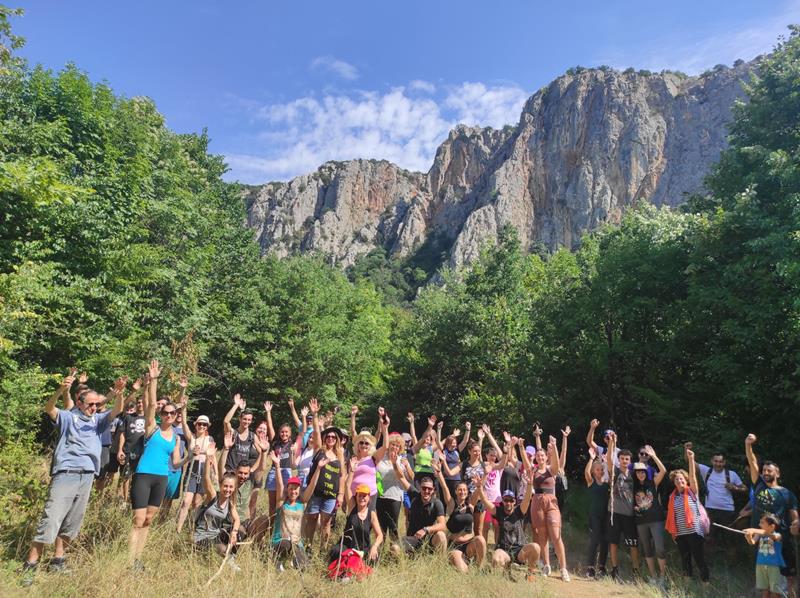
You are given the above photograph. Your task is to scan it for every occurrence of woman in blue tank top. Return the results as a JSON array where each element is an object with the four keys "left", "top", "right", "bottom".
[{"left": 128, "top": 360, "right": 181, "bottom": 571}]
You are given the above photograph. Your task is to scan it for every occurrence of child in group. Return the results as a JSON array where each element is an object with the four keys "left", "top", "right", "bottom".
[{"left": 744, "top": 513, "right": 786, "bottom": 598}]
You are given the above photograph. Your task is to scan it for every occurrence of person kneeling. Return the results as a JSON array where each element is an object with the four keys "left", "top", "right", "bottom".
[
  {"left": 389, "top": 454, "right": 447, "bottom": 556},
  {"left": 271, "top": 451, "right": 317, "bottom": 571},
  {"left": 476, "top": 469, "right": 540, "bottom": 582},
  {"left": 438, "top": 459, "right": 486, "bottom": 573},
  {"left": 193, "top": 445, "right": 242, "bottom": 572}
]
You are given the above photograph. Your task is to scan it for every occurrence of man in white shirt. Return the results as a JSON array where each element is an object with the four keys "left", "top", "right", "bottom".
[{"left": 696, "top": 451, "right": 746, "bottom": 544}]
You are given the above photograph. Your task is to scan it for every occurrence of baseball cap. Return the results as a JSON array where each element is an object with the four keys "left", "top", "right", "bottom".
[
  {"left": 525, "top": 445, "right": 536, "bottom": 456},
  {"left": 195, "top": 415, "right": 210, "bottom": 425},
  {"left": 603, "top": 429, "right": 614, "bottom": 437},
  {"left": 287, "top": 476, "right": 302, "bottom": 486},
  {"left": 355, "top": 484, "right": 371, "bottom": 495},
  {"left": 633, "top": 462, "right": 648, "bottom": 471},
  {"left": 502, "top": 489, "right": 516, "bottom": 500}
]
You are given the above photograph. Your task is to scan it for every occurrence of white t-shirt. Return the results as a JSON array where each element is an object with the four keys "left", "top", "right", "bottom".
[
  {"left": 593, "top": 444, "right": 620, "bottom": 483},
  {"left": 697, "top": 464, "right": 743, "bottom": 511}
]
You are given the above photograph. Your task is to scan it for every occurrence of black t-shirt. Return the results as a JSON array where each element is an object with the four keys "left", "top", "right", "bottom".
[
  {"left": 272, "top": 439, "right": 293, "bottom": 469},
  {"left": 225, "top": 429, "right": 258, "bottom": 472},
  {"left": 447, "top": 503, "right": 474, "bottom": 535},
  {"left": 343, "top": 507, "right": 373, "bottom": 550},
  {"left": 495, "top": 505, "right": 527, "bottom": 551},
  {"left": 500, "top": 465, "right": 520, "bottom": 498},
  {"left": 121, "top": 413, "right": 146, "bottom": 458},
  {"left": 406, "top": 488, "right": 445, "bottom": 536},
  {"left": 634, "top": 478, "right": 664, "bottom": 523},
  {"left": 309, "top": 450, "right": 341, "bottom": 499}
]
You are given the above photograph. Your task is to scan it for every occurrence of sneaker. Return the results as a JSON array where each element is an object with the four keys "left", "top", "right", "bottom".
[
  {"left": 277, "top": 562, "right": 285, "bottom": 573},
  {"left": 541, "top": 564, "right": 551, "bottom": 576},
  {"left": 132, "top": 559, "right": 145, "bottom": 573},
  {"left": 48, "top": 558, "right": 71, "bottom": 574},
  {"left": 587, "top": 566, "right": 596, "bottom": 579},
  {"left": 561, "top": 568, "right": 571, "bottom": 582},
  {"left": 227, "top": 558, "right": 241, "bottom": 573},
  {"left": 19, "top": 561, "right": 38, "bottom": 587},
  {"left": 597, "top": 566, "right": 607, "bottom": 578}
]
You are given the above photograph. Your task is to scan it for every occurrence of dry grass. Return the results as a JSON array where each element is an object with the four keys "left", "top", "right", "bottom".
[{"left": 0, "top": 481, "right": 754, "bottom": 597}]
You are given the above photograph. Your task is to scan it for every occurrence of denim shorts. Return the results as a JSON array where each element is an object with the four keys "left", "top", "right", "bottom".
[
  {"left": 33, "top": 472, "right": 94, "bottom": 544},
  {"left": 265, "top": 467, "right": 294, "bottom": 491},
  {"left": 306, "top": 495, "right": 337, "bottom": 515}
]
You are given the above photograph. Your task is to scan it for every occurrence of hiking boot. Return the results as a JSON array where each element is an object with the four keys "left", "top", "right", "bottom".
[{"left": 47, "top": 558, "right": 71, "bottom": 574}]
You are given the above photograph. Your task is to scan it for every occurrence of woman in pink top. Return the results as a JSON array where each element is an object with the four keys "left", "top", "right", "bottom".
[{"left": 350, "top": 408, "right": 389, "bottom": 510}]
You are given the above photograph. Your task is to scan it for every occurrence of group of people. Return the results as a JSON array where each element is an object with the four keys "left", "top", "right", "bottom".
[{"left": 18, "top": 367, "right": 800, "bottom": 596}]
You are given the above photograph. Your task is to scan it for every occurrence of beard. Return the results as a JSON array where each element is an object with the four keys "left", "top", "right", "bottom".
[{"left": 762, "top": 473, "right": 776, "bottom": 483}]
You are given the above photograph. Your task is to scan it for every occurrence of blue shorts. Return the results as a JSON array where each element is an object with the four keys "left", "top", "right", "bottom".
[
  {"left": 306, "top": 496, "right": 337, "bottom": 515},
  {"left": 165, "top": 470, "right": 182, "bottom": 500},
  {"left": 265, "top": 467, "right": 294, "bottom": 491}
]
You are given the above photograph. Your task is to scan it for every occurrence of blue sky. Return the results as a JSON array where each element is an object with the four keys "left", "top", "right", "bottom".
[{"left": 12, "top": 0, "right": 800, "bottom": 183}]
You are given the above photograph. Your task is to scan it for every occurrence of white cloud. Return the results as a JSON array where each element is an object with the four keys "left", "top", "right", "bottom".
[
  {"left": 409, "top": 79, "right": 436, "bottom": 93},
  {"left": 601, "top": 1, "right": 800, "bottom": 74},
  {"left": 226, "top": 81, "right": 529, "bottom": 183},
  {"left": 310, "top": 55, "right": 359, "bottom": 80}
]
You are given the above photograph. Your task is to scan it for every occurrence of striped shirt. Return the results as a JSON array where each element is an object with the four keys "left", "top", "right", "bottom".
[{"left": 673, "top": 491, "right": 704, "bottom": 536}]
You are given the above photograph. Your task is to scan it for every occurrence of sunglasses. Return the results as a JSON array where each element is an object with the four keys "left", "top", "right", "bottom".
[
  {"left": 639, "top": 452, "right": 648, "bottom": 456},
  {"left": 325, "top": 434, "right": 338, "bottom": 440},
  {"left": 502, "top": 498, "right": 516, "bottom": 503},
  {"left": 162, "top": 410, "right": 177, "bottom": 417},
  {"left": 82, "top": 401, "right": 101, "bottom": 408},
  {"left": 358, "top": 440, "right": 372, "bottom": 446},
  {"left": 196, "top": 422, "right": 208, "bottom": 427},
  {"left": 420, "top": 487, "right": 435, "bottom": 492}
]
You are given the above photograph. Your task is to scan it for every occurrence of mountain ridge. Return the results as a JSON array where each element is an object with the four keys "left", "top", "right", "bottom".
[{"left": 244, "top": 59, "right": 757, "bottom": 271}]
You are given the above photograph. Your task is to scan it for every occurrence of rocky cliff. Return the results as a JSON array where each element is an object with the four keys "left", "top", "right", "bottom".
[{"left": 244, "top": 61, "right": 754, "bottom": 270}]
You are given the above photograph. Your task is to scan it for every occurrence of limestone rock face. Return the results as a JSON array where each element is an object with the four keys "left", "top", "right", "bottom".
[{"left": 245, "top": 62, "right": 754, "bottom": 270}]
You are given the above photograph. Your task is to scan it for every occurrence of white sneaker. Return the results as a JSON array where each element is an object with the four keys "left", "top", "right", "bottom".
[
  {"left": 561, "top": 568, "right": 571, "bottom": 582},
  {"left": 541, "top": 564, "right": 551, "bottom": 576}
]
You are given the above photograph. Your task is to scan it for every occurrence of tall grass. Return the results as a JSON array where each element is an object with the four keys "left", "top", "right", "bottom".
[{"left": 0, "top": 455, "right": 757, "bottom": 597}]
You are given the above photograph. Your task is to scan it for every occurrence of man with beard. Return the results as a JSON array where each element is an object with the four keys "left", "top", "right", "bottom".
[{"left": 746, "top": 433, "right": 799, "bottom": 598}]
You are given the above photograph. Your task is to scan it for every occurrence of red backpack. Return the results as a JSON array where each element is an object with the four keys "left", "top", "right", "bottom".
[{"left": 327, "top": 549, "right": 372, "bottom": 581}]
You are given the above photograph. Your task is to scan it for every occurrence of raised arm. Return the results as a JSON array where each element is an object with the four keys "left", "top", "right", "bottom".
[
  {"left": 686, "top": 448, "right": 698, "bottom": 493},
  {"left": 144, "top": 359, "right": 160, "bottom": 437},
  {"left": 547, "top": 436, "right": 560, "bottom": 477},
  {"left": 533, "top": 423, "right": 543, "bottom": 451},
  {"left": 63, "top": 368, "right": 80, "bottom": 411},
  {"left": 606, "top": 431, "right": 617, "bottom": 474},
  {"left": 203, "top": 444, "right": 218, "bottom": 501},
  {"left": 745, "top": 433, "right": 759, "bottom": 484},
  {"left": 559, "top": 425, "right": 571, "bottom": 472},
  {"left": 518, "top": 437, "right": 532, "bottom": 476},
  {"left": 432, "top": 458, "right": 451, "bottom": 509},
  {"left": 586, "top": 419, "right": 600, "bottom": 452},
  {"left": 457, "top": 422, "right": 472, "bottom": 452},
  {"left": 287, "top": 397, "right": 301, "bottom": 429},
  {"left": 223, "top": 394, "right": 243, "bottom": 436},
  {"left": 372, "top": 412, "right": 389, "bottom": 463},
  {"left": 309, "top": 398, "right": 322, "bottom": 450},
  {"left": 407, "top": 412, "right": 418, "bottom": 445},
  {"left": 180, "top": 403, "right": 194, "bottom": 444},
  {"left": 644, "top": 445, "right": 667, "bottom": 486},
  {"left": 483, "top": 424, "right": 502, "bottom": 456},
  {"left": 344, "top": 456, "right": 357, "bottom": 506},
  {"left": 473, "top": 470, "right": 495, "bottom": 515},
  {"left": 264, "top": 401, "right": 275, "bottom": 441},
  {"left": 219, "top": 430, "right": 234, "bottom": 481},
  {"left": 273, "top": 450, "right": 285, "bottom": 507},
  {"left": 302, "top": 455, "right": 327, "bottom": 504},
  {"left": 434, "top": 420, "right": 445, "bottom": 452},
  {"left": 412, "top": 415, "right": 436, "bottom": 453},
  {"left": 520, "top": 466, "right": 534, "bottom": 515},
  {"left": 392, "top": 452, "right": 412, "bottom": 492},
  {"left": 349, "top": 405, "right": 359, "bottom": 447},
  {"left": 45, "top": 370, "right": 76, "bottom": 421},
  {"left": 374, "top": 407, "right": 385, "bottom": 447},
  {"left": 585, "top": 446, "right": 597, "bottom": 487}
]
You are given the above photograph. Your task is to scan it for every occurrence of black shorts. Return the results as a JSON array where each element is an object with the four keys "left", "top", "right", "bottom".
[
  {"left": 449, "top": 539, "right": 471, "bottom": 555},
  {"left": 400, "top": 535, "right": 434, "bottom": 553},
  {"left": 607, "top": 513, "right": 638, "bottom": 547},
  {"left": 781, "top": 535, "right": 797, "bottom": 577},
  {"left": 498, "top": 544, "right": 523, "bottom": 562},
  {"left": 131, "top": 473, "right": 168, "bottom": 509}
]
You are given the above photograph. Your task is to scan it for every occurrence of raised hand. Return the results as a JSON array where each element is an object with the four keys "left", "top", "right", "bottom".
[
  {"left": 590, "top": 419, "right": 599, "bottom": 429},
  {"left": 351, "top": 405, "right": 359, "bottom": 416},
  {"left": 432, "top": 458, "right": 441, "bottom": 475},
  {"left": 481, "top": 423, "right": 491, "bottom": 435},
  {"left": 318, "top": 455, "right": 329, "bottom": 469},
  {"left": 644, "top": 444, "right": 656, "bottom": 457},
  {"left": 349, "top": 455, "right": 359, "bottom": 471},
  {"left": 113, "top": 376, "right": 128, "bottom": 393},
  {"left": 309, "top": 398, "right": 319, "bottom": 414},
  {"left": 206, "top": 444, "right": 217, "bottom": 459},
  {"left": 477, "top": 428, "right": 485, "bottom": 441},
  {"left": 233, "top": 393, "right": 245, "bottom": 410},
  {"left": 377, "top": 406, "right": 385, "bottom": 420},
  {"left": 745, "top": 433, "right": 757, "bottom": 445},
  {"left": 427, "top": 415, "right": 437, "bottom": 427},
  {"left": 178, "top": 375, "right": 188, "bottom": 389},
  {"left": 464, "top": 421, "right": 471, "bottom": 431},
  {"left": 588, "top": 446, "right": 597, "bottom": 460},
  {"left": 263, "top": 400, "right": 272, "bottom": 413},
  {"left": 269, "top": 449, "right": 280, "bottom": 463},
  {"left": 287, "top": 397, "right": 294, "bottom": 408},
  {"left": 436, "top": 420, "right": 444, "bottom": 432},
  {"left": 407, "top": 412, "right": 415, "bottom": 423},
  {"left": 148, "top": 359, "right": 161, "bottom": 379},
  {"left": 452, "top": 428, "right": 461, "bottom": 438},
  {"left": 503, "top": 431, "right": 512, "bottom": 444},
  {"left": 686, "top": 449, "right": 695, "bottom": 461},
  {"left": 78, "top": 371, "right": 88, "bottom": 385},
  {"left": 561, "top": 425, "right": 571, "bottom": 437},
  {"left": 132, "top": 378, "right": 142, "bottom": 391},
  {"left": 224, "top": 431, "right": 235, "bottom": 450},
  {"left": 300, "top": 406, "right": 309, "bottom": 419},
  {"left": 548, "top": 435, "right": 557, "bottom": 447},
  {"left": 62, "top": 369, "right": 77, "bottom": 390},
  {"left": 533, "top": 423, "right": 542, "bottom": 437}
]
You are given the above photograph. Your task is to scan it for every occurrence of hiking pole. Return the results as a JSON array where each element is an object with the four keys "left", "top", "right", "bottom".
[
  {"left": 203, "top": 541, "right": 254, "bottom": 587},
  {"left": 712, "top": 522, "right": 747, "bottom": 535}
]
